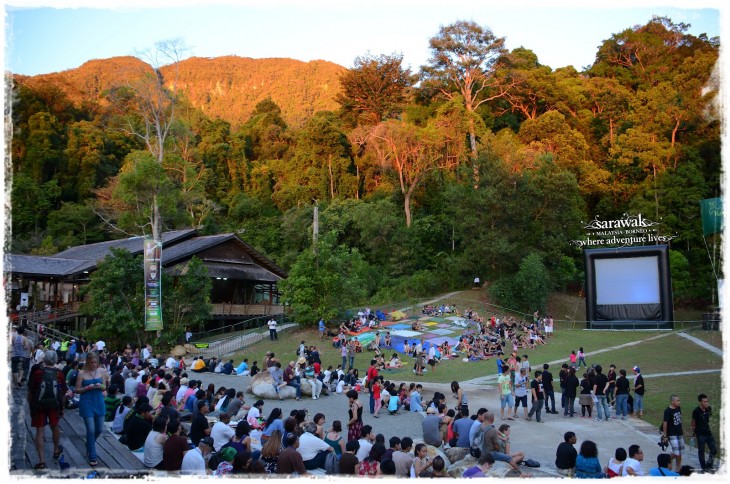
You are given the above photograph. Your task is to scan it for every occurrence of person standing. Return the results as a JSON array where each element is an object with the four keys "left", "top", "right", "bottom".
[
  {"left": 542, "top": 364, "right": 557, "bottom": 414},
  {"left": 606, "top": 364, "right": 617, "bottom": 407},
  {"left": 691, "top": 393, "right": 717, "bottom": 473},
  {"left": 75, "top": 351, "right": 110, "bottom": 467},
  {"left": 513, "top": 367, "right": 529, "bottom": 419},
  {"left": 28, "top": 350, "right": 67, "bottom": 470},
  {"left": 592, "top": 365, "right": 611, "bottom": 422},
  {"left": 318, "top": 318, "right": 325, "bottom": 341},
  {"left": 366, "top": 360, "right": 379, "bottom": 414},
  {"left": 632, "top": 366, "right": 645, "bottom": 417},
  {"left": 562, "top": 367, "right": 579, "bottom": 417},
  {"left": 346, "top": 390, "right": 364, "bottom": 442},
  {"left": 12, "top": 326, "right": 33, "bottom": 388},
  {"left": 268, "top": 318, "right": 278, "bottom": 341},
  {"left": 662, "top": 395, "right": 685, "bottom": 473},
  {"left": 526, "top": 371, "right": 545, "bottom": 422},
  {"left": 577, "top": 347, "right": 587, "bottom": 368},
  {"left": 497, "top": 370, "right": 514, "bottom": 420},
  {"left": 614, "top": 369, "right": 630, "bottom": 419},
  {"left": 347, "top": 338, "right": 356, "bottom": 370}
]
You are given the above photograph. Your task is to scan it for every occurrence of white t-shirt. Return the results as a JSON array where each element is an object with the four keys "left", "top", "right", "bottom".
[
  {"left": 297, "top": 432, "right": 332, "bottom": 461},
  {"left": 622, "top": 457, "right": 643, "bottom": 476},
  {"left": 606, "top": 458, "right": 624, "bottom": 476},
  {"left": 336, "top": 380, "right": 346, "bottom": 393},
  {"left": 268, "top": 320, "right": 277, "bottom": 330},
  {"left": 356, "top": 438, "right": 373, "bottom": 461},
  {"left": 514, "top": 374, "right": 529, "bottom": 397},
  {"left": 210, "top": 421, "right": 235, "bottom": 451},
  {"left": 247, "top": 406, "right": 261, "bottom": 426},
  {"left": 181, "top": 448, "right": 207, "bottom": 475}
]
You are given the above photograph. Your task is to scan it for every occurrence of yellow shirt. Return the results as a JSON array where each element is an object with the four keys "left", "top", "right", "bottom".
[{"left": 192, "top": 359, "right": 205, "bottom": 371}]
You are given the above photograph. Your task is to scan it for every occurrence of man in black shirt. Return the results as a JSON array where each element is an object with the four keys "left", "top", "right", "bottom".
[
  {"left": 632, "top": 366, "right": 644, "bottom": 417},
  {"left": 542, "top": 364, "right": 557, "bottom": 414},
  {"left": 555, "top": 431, "right": 577, "bottom": 476},
  {"left": 592, "top": 365, "right": 611, "bottom": 422},
  {"left": 691, "top": 393, "right": 716, "bottom": 472},
  {"left": 526, "top": 371, "right": 545, "bottom": 422},
  {"left": 125, "top": 403, "right": 153, "bottom": 451},
  {"left": 662, "top": 394, "right": 684, "bottom": 473},
  {"left": 190, "top": 400, "right": 212, "bottom": 446}
]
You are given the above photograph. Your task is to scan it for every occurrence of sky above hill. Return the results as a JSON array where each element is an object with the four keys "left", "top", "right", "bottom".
[{"left": 3, "top": 0, "right": 724, "bottom": 76}]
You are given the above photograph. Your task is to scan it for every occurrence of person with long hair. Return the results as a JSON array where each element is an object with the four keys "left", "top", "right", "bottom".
[
  {"left": 75, "top": 351, "right": 109, "bottom": 467},
  {"left": 579, "top": 372, "right": 594, "bottom": 418},
  {"left": 260, "top": 429, "right": 282, "bottom": 474},
  {"left": 346, "top": 389, "right": 363, "bottom": 442},
  {"left": 261, "top": 407, "right": 285, "bottom": 443},
  {"left": 574, "top": 440, "right": 606, "bottom": 478},
  {"left": 451, "top": 381, "right": 469, "bottom": 415},
  {"left": 324, "top": 420, "right": 346, "bottom": 457},
  {"left": 412, "top": 443, "right": 433, "bottom": 477},
  {"left": 231, "top": 450, "right": 253, "bottom": 474},
  {"left": 359, "top": 442, "right": 385, "bottom": 476},
  {"left": 313, "top": 412, "right": 326, "bottom": 439}
]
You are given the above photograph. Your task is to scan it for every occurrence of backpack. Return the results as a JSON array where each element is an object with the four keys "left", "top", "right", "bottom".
[
  {"left": 324, "top": 451, "right": 339, "bottom": 475},
  {"left": 36, "top": 368, "right": 61, "bottom": 409},
  {"left": 470, "top": 423, "right": 489, "bottom": 457}
]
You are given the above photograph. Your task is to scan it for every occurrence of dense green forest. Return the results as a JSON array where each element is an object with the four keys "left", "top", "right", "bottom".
[{"left": 7, "top": 17, "right": 721, "bottom": 323}]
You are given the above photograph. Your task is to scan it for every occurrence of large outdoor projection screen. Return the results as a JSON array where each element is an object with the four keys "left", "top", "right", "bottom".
[{"left": 585, "top": 246, "right": 673, "bottom": 329}]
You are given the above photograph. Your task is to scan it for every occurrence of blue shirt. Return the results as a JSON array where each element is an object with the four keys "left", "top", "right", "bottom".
[
  {"left": 235, "top": 362, "right": 248, "bottom": 374},
  {"left": 410, "top": 391, "right": 422, "bottom": 412},
  {"left": 319, "top": 320, "right": 325, "bottom": 332},
  {"left": 649, "top": 467, "right": 680, "bottom": 477},
  {"left": 262, "top": 418, "right": 285, "bottom": 437},
  {"left": 185, "top": 394, "right": 197, "bottom": 413},
  {"left": 454, "top": 417, "right": 475, "bottom": 448}
]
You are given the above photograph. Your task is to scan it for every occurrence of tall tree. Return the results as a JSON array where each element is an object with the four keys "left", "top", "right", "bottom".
[
  {"left": 422, "top": 20, "right": 508, "bottom": 162},
  {"left": 335, "top": 52, "right": 413, "bottom": 127},
  {"left": 368, "top": 119, "right": 447, "bottom": 227},
  {"left": 106, "top": 39, "right": 187, "bottom": 241}
]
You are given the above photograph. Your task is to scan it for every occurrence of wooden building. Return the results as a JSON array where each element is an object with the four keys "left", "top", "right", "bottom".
[{"left": 4, "top": 229, "right": 287, "bottom": 332}]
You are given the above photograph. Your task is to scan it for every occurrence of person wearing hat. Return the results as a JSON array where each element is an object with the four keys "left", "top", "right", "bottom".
[
  {"left": 632, "top": 366, "right": 644, "bottom": 418},
  {"left": 181, "top": 436, "right": 214, "bottom": 475},
  {"left": 214, "top": 446, "right": 238, "bottom": 476},
  {"left": 422, "top": 406, "right": 443, "bottom": 447}
]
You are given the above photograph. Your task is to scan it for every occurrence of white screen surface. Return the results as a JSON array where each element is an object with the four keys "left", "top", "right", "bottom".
[{"left": 595, "top": 256, "right": 660, "bottom": 305}]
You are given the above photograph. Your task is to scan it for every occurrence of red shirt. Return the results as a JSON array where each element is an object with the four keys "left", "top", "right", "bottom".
[{"left": 313, "top": 363, "right": 321, "bottom": 374}]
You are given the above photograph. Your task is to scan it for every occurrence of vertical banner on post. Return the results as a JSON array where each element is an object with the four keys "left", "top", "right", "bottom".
[
  {"left": 700, "top": 197, "right": 723, "bottom": 236},
  {"left": 144, "top": 237, "right": 163, "bottom": 331}
]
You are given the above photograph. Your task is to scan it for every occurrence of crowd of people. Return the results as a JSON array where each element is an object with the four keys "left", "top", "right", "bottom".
[{"left": 11, "top": 301, "right": 719, "bottom": 477}]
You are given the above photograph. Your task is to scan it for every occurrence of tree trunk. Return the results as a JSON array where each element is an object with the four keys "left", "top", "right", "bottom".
[
  {"left": 328, "top": 154, "right": 335, "bottom": 199},
  {"left": 468, "top": 117, "right": 479, "bottom": 188}
]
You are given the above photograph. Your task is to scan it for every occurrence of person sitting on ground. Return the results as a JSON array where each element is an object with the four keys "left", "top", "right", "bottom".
[
  {"left": 339, "top": 439, "right": 361, "bottom": 475},
  {"left": 221, "top": 359, "right": 234, "bottom": 375},
  {"left": 277, "top": 433, "right": 311, "bottom": 476},
  {"left": 143, "top": 416, "right": 169, "bottom": 469},
  {"left": 649, "top": 453, "right": 680, "bottom": 477},
  {"left": 431, "top": 456, "right": 448, "bottom": 477},
  {"left": 481, "top": 411, "right": 528, "bottom": 475},
  {"left": 181, "top": 436, "right": 214, "bottom": 476},
  {"left": 605, "top": 447, "right": 627, "bottom": 478},
  {"left": 189, "top": 400, "right": 211, "bottom": 446},
  {"left": 575, "top": 440, "right": 606, "bottom": 478},
  {"left": 162, "top": 419, "right": 189, "bottom": 472},
  {"left": 298, "top": 421, "right": 334, "bottom": 470},
  {"left": 463, "top": 452, "right": 495, "bottom": 478},
  {"left": 191, "top": 356, "right": 207, "bottom": 373},
  {"left": 235, "top": 358, "right": 250, "bottom": 376},
  {"left": 555, "top": 431, "right": 578, "bottom": 477},
  {"left": 125, "top": 402, "right": 153, "bottom": 451}
]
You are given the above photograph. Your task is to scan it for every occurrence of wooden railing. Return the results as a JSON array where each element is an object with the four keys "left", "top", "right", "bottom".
[
  {"left": 210, "top": 303, "right": 284, "bottom": 316},
  {"left": 8, "top": 302, "right": 81, "bottom": 326}
]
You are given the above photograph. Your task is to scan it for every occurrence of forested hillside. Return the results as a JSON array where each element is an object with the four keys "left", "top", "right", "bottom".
[{"left": 7, "top": 17, "right": 721, "bottom": 322}]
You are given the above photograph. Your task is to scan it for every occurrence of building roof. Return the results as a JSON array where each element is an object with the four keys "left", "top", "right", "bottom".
[{"left": 4, "top": 229, "right": 287, "bottom": 280}]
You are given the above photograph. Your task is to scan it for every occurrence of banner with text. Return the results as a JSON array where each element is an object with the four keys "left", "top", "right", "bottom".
[
  {"left": 144, "top": 238, "right": 163, "bottom": 331},
  {"left": 571, "top": 213, "right": 677, "bottom": 249},
  {"left": 699, "top": 197, "right": 723, "bottom": 236}
]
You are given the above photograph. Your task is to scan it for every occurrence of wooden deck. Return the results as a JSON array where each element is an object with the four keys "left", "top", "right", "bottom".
[{"left": 9, "top": 387, "right": 151, "bottom": 478}]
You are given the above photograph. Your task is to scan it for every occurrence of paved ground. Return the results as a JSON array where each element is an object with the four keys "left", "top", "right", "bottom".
[{"left": 187, "top": 370, "right": 716, "bottom": 477}]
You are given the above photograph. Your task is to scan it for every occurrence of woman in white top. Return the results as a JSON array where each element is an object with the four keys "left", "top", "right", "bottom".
[
  {"left": 143, "top": 416, "right": 168, "bottom": 469},
  {"left": 605, "top": 447, "right": 627, "bottom": 477}
]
